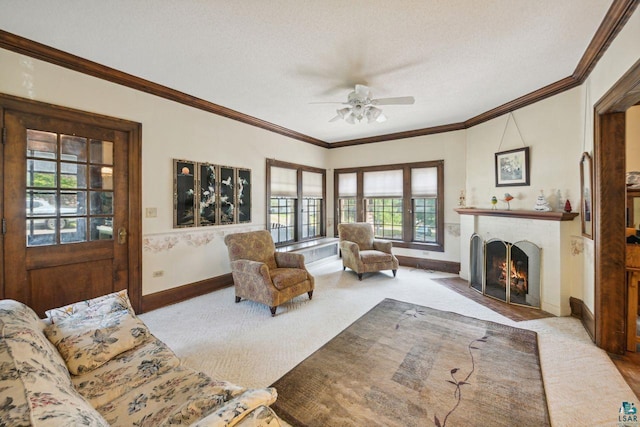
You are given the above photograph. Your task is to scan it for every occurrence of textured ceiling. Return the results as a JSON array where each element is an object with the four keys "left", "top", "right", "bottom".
[{"left": 0, "top": 0, "right": 615, "bottom": 144}]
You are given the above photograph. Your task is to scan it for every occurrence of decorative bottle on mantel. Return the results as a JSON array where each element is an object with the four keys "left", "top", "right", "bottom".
[{"left": 534, "top": 191, "right": 552, "bottom": 211}]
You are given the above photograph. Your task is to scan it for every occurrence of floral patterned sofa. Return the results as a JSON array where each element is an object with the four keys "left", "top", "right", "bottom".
[{"left": 0, "top": 291, "right": 283, "bottom": 426}]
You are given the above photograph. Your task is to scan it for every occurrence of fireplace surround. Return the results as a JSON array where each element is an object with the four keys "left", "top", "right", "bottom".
[{"left": 457, "top": 208, "right": 579, "bottom": 316}]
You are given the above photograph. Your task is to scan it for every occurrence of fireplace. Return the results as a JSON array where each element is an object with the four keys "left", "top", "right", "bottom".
[{"left": 469, "top": 234, "right": 541, "bottom": 308}]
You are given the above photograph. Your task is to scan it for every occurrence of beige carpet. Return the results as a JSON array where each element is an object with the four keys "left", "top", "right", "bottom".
[
  {"left": 271, "top": 298, "right": 549, "bottom": 426},
  {"left": 140, "top": 257, "right": 637, "bottom": 427}
]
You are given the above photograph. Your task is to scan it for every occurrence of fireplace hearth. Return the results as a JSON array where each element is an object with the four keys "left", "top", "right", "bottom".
[{"left": 469, "top": 234, "right": 541, "bottom": 308}]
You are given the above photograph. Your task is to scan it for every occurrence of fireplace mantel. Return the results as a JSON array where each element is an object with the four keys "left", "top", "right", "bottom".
[{"left": 455, "top": 208, "right": 579, "bottom": 222}]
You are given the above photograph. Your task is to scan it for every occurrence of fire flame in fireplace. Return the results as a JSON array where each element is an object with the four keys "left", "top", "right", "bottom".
[{"left": 499, "top": 260, "right": 528, "bottom": 295}]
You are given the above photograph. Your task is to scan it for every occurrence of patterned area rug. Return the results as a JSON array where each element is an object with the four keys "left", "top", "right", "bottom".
[{"left": 271, "top": 298, "right": 550, "bottom": 426}]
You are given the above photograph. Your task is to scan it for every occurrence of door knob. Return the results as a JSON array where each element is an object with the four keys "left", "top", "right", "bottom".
[{"left": 118, "top": 227, "right": 127, "bottom": 244}]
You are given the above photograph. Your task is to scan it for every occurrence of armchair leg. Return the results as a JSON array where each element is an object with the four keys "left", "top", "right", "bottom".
[
  {"left": 235, "top": 296, "right": 241, "bottom": 303},
  {"left": 308, "top": 291, "right": 313, "bottom": 300},
  {"left": 270, "top": 306, "right": 277, "bottom": 317},
  {"left": 358, "top": 273, "right": 363, "bottom": 281},
  {"left": 392, "top": 269, "right": 397, "bottom": 277}
]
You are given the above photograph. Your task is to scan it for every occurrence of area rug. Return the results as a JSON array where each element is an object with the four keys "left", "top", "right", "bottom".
[{"left": 271, "top": 298, "right": 550, "bottom": 427}]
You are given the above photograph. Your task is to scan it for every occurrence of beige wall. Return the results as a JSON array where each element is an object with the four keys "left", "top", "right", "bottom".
[{"left": 0, "top": 48, "right": 328, "bottom": 295}]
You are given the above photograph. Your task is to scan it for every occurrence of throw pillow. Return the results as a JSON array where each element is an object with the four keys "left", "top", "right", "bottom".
[
  {"left": 44, "top": 309, "right": 149, "bottom": 375},
  {"left": 45, "top": 289, "right": 135, "bottom": 323}
]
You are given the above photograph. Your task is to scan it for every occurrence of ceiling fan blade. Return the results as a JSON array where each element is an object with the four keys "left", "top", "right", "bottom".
[
  {"left": 309, "top": 101, "right": 347, "bottom": 104},
  {"left": 329, "top": 115, "right": 342, "bottom": 122},
  {"left": 371, "top": 96, "right": 415, "bottom": 105}
]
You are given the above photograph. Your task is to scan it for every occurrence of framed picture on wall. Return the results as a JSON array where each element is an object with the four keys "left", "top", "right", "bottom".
[
  {"left": 198, "top": 163, "right": 217, "bottom": 226},
  {"left": 219, "top": 166, "right": 235, "bottom": 224},
  {"left": 237, "top": 168, "right": 251, "bottom": 223},
  {"left": 495, "top": 147, "right": 530, "bottom": 187},
  {"left": 173, "top": 159, "right": 196, "bottom": 227}
]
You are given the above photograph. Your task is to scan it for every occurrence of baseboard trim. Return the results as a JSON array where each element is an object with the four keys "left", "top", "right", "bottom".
[
  {"left": 396, "top": 255, "right": 461, "bottom": 274},
  {"left": 141, "top": 273, "right": 233, "bottom": 313},
  {"left": 570, "top": 296, "right": 595, "bottom": 341}
]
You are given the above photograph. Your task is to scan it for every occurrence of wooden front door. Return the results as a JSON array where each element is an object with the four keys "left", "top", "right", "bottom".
[{"left": 1, "top": 95, "right": 141, "bottom": 316}]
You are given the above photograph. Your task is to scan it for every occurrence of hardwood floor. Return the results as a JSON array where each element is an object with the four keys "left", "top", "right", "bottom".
[
  {"left": 432, "top": 276, "right": 640, "bottom": 399},
  {"left": 609, "top": 352, "right": 640, "bottom": 399},
  {"left": 431, "top": 277, "right": 554, "bottom": 321}
]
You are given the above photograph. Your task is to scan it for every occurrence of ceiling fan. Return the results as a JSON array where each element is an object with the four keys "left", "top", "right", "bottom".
[{"left": 316, "top": 84, "right": 415, "bottom": 124}]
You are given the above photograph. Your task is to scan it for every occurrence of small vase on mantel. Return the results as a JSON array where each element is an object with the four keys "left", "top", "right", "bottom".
[{"left": 534, "top": 191, "right": 552, "bottom": 212}]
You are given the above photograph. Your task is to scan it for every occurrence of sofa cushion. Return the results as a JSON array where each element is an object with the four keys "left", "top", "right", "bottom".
[
  {"left": 0, "top": 299, "right": 109, "bottom": 427},
  {"left": 96, "top": 365, "right": 277, "bottom": 427},
  {"left": 45, "top": 289, "right": 134, "bottom": 324},
  {"left": 44, "top": 309, "right": 149, "bottom": 375},
  {"left": 72, "top": 336, "right": 181, "bottom": 409},
  {"left": 270, "top": 268, "right": 308, "bottom": 290}
]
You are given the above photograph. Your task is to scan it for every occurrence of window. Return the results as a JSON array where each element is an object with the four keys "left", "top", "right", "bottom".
[
  {"left": 267, "top": 160, "right": 326, "bottom": 245},
  {"left": 337, "top": 172, "right": 357, "bottom": 224},
  {"left": 26, "top": 129, "right": 114, "bottom": 247},
  {"left": 302, "top": 171, "right": 323, "bottom": 239},
  {"left": 363, "top": 169, "right": 403, "bottom": 240},
  {"left": 334, "top": 160, "right": 444, "bottom": 251}
]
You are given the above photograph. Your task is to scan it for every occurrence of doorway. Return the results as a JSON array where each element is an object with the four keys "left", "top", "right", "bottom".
[
  {"left": 0, "top": 94, "right": 142, "bottom": 316},
  {"left": 595, "top": 58, "right": 640, "bottom": 354}
]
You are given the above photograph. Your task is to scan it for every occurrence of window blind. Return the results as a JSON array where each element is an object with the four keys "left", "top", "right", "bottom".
[
  {"left": 363, "top": 170, "right": 403, "bottom": 197},
  {"left": 302, "top": 171, "right": 323, "bottom": 198},
  {"left": 411, "top": 167, "right": 438, "bottom": 197},
  {"left": 270, "top": 166, "right": 297, "bottom": 198},
  {"left": 338, "top": 172, "right": 357, "bottom": 197}
]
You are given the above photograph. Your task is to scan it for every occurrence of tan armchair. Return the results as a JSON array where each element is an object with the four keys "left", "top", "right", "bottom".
[
  {"left": 338, "top": 222, "right": 399, "bottom": 280},
  {"left": 224, "top": 230, "right": 314, "bottom": 316}
]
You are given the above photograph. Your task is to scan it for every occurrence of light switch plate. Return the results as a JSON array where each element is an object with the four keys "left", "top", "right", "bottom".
[{"left": 145, "top": 207, "right": 158, "bottom": 218}]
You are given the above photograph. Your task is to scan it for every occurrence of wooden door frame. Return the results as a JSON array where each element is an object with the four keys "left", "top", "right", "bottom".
[
  {"left": 0, "top": 93, "right": 142, "bottom": 313},
  {"left": 594, "top": 58, "right": 640, "bottom": 354}
]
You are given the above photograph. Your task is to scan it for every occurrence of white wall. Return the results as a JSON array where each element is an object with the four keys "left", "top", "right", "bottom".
[{"left": 0, "top": 48, "right": 327, "bottom": 295}]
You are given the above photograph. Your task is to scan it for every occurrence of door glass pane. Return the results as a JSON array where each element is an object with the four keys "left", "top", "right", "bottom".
[
  {"left": 90, "top": 140, "right": 113, "bottom": 165},
  {"left": 61, "top": 163, "right": 86, "bottom": 189},
  {"left": 61, "top": 217, "right": 86, "bottom": 244},
  {"left": 61, "top": 135, "right": 87, "bottom": 162},
  {"left": 90, "top": 218, "right": 113, "bottom": 241},
  {"left": 61, "top": 191, "right": 85, "bottom": 215},
  {"left": 27, "top": 130, "right": 57, "bottom": 159},
  {"left": 90, "top": 191, "right": 113, "bottom": 215},
  {"left": 26, "top": 159, "right": 57, "bottom": 188},
  {"left": 26, "top": 191, "right": 57, "bottom": 217},
  {"left": 90, "top": 166, "right": 113, "bottom": 190},
  {"left": 26, "top": 219, "right": 56, "bottom": 246}
]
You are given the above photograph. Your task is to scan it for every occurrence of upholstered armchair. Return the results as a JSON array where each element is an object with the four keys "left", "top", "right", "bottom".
[
  {"left": 224, "top": 230, "right": 314, "bottom": 316},
  {"left": 338, "top": 222, "right": 399, "bottom": 280}
]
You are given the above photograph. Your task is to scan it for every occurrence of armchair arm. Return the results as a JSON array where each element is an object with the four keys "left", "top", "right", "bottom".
[
  {"left": 274, "top": 251, "right": 306, "bottom": 269},
  {"left": 339, "top": 240, "right": 360, "bottom": 257},
  {"left": 230, "top": 260, "right": 272, "bottom": 283},
  {"left": 373, "top": 239, "right": 393, "bottom": 254}
]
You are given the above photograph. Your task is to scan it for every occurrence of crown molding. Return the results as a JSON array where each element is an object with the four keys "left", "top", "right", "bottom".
[{"left": 0, "top": 0, "right": 637, "bottom": 148}]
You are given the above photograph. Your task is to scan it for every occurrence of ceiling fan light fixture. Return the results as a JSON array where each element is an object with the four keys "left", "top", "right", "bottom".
[
  {"left": 345, "top": 113, "right": 356, "bottom": 124},
  {"left": 366, "top": 106, "right": 383, "bottom": 123},
  {"left": 336, "top": 107, "right": 351, "bottom": 118}
]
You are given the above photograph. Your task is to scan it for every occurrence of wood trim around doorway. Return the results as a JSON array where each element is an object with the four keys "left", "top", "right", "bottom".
[
  {"left": 594, "top": 58, "right": 640, "bottom": 354},
  {"left": 0, "top": 93, "right": 143, "bottom": 313}
]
